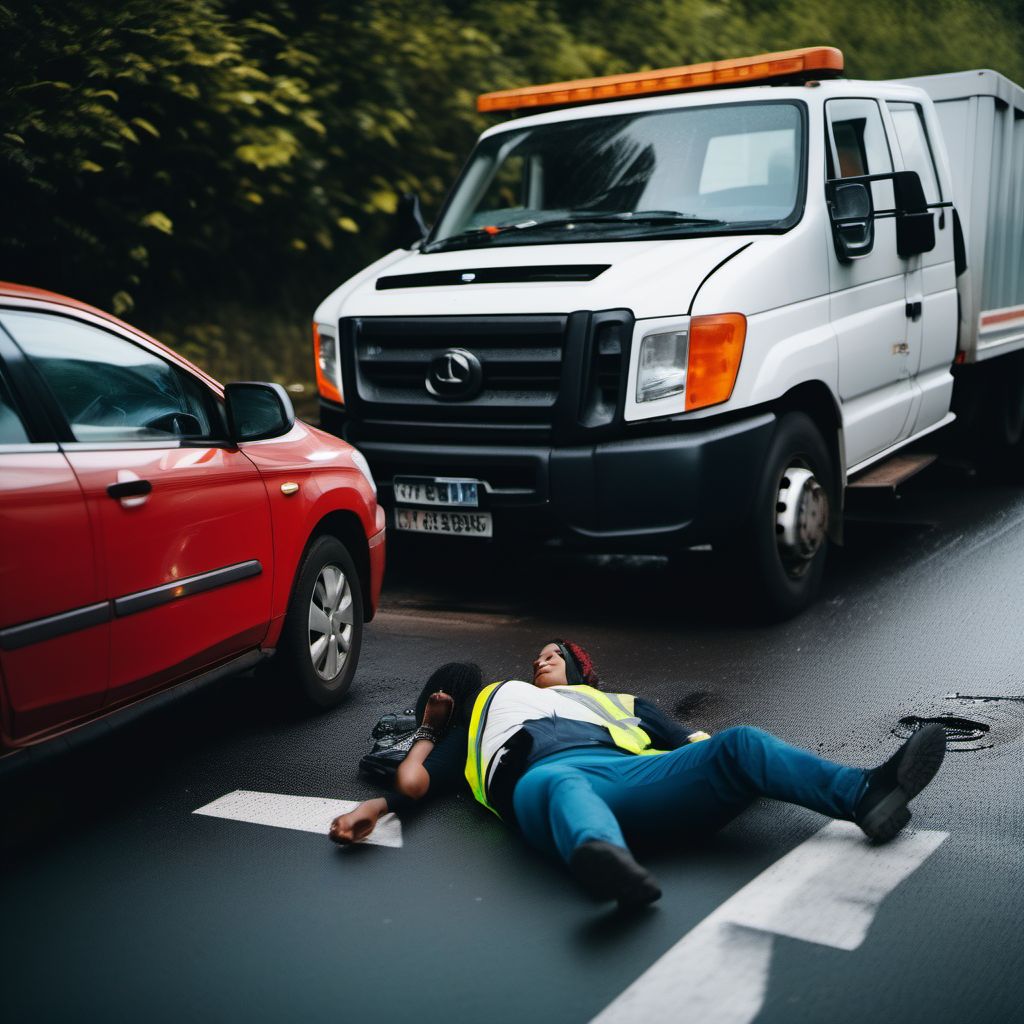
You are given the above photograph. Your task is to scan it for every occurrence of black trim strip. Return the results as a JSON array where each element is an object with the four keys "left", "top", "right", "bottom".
[
  {"left": 0, "top": 560, "right": 263, "bottom": 650},
  {"left": 0, "top": 602, "right": 111, "bottom": 651},
  {"left": 377, "top": 265, "right": 610, "bottom": 290},
  {"left": 114, "top": 560, "right": 262, "bottom": 618}
]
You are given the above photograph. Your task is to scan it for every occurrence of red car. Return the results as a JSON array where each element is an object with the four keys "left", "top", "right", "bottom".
[{"left": 0, "top": 282, "right": 385, "bottom": 765}]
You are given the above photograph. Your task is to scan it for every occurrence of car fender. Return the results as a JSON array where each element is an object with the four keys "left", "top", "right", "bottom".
[{"left": 238, "top": 422, "right": 380, "bottom": 636}]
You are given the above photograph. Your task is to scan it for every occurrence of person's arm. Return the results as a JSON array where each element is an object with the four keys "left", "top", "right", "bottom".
[
  {"left": 635, "top": 697, "right": 707, "bottom": 749},
  {"left": 395, "top": 738, "right": 439, "bottom": 799},
  {"left": 330, "top": 697, "right": 467, "bottom": 840},
  {"left": 390, "top": 725, "right": 467, "bottom": 807},
  {"left": 329, "top": 797, "right": 389, "bottom": 845},
  {"left": 395, "top": 691, "right": 454, "bottom": 798}
]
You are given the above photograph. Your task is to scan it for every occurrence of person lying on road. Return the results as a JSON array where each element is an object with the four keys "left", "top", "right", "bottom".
[{"left": 329, "top": 644, "right": 947, "bottom": 909}]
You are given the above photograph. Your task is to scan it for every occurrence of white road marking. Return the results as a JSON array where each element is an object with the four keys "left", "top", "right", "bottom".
[
  {"left": 590, "top": 822, "right": 947, "bottom": 1024},
  {"left": 192, "top": 790, "right": 403, "bottom": 848}
]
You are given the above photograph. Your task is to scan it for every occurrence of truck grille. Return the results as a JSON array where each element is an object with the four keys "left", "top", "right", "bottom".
[
  {"left": 348, "top": 315, "right": 567, "bottom": 430},
  {"left": 337, "top": 309, "right": 633, "bottom": 446}
]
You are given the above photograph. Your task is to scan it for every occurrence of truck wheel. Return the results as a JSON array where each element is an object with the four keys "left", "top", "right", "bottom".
[
  {"left": 982, "top": 352, "right": 1024, "bottom": 479},
  {"left": 274, "top": 534, "right": 364, "bottom": 709},
  {"left": 729, "top": 412, "right": 834, "bottom": 621}
]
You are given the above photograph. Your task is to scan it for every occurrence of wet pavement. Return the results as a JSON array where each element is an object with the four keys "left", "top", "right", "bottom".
[{"left": 2, "top": 460, "right": 1023, "bottom": 1023}]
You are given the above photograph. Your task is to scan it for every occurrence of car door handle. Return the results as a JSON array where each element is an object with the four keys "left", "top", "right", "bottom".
[
  {"left": 905, "top": 301, "right": 922, "bottom": 321},
  {"left": 107, "top": 479, "right": 152, "bottom": 500}
]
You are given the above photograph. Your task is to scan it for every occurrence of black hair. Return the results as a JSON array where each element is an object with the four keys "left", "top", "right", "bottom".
[
  {"left": 414, "top": 662, "right": 484, "bottom": 731},
  {"left": 550, "top": 637, "right": 602, "bottom": 689}
]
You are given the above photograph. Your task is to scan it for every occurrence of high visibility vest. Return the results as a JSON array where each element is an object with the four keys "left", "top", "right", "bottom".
[
  {"left": 464, "top": 682, "right": 708, "bottom": 816},
  {"left": 464, "top": 681, "right": 507, "bottom": 817}
]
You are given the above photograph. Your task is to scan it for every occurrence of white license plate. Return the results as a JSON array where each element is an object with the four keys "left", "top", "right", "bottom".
[
  {"left": 393, "top": 476, "right": 480, "bottom": 507},
  {"left": 395, "top": 508, "right": 493, "bottom": 537}
]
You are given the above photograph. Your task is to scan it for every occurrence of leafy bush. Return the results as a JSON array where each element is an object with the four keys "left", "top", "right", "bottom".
[{"left": 1, "top": 0, "right": 1021, "bottom": 385}]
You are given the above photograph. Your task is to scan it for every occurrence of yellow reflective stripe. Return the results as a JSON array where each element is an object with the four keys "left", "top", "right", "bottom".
[
  {"left": 554, "top": 686, "right": 652, "bottom": 754},
  {"left": 687, "top": 731, "right": 711, "bottom": 742},
  {"left": 464, "top": 681, "right": 505, "bottom": 816},
  {"left": 587, "top": 690, "right": 650, "bottom": 751},
  {"left": 604, "top": 691, "right": 636, "bottom": 718}
]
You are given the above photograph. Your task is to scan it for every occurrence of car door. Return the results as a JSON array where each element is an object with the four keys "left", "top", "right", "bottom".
[
  {"left": 0, "top": 309, "right": 275, "bottom": 707},
  {"left": 0, "top": 323, "right": 109, "bottom": 740},
  {"left": 826, "top": 97, "right": 916, "bottom": 467}
]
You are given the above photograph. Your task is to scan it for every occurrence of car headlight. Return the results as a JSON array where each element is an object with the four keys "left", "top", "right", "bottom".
[
  {"left": 350, "top": 449, "right": 377, "bottom": 497},
  {"left": 636, "top": 330, "right": 688, "bottom": 403}
]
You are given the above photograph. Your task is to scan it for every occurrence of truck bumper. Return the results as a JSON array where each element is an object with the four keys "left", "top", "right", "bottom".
[{"left": 351, "top": 412, "right": 776, "bottom": 552}]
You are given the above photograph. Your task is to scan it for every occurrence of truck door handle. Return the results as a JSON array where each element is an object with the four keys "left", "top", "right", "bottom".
[
  {"left": 905, "top": 301, "right": 922, "bottom": 321},
  {"left": 107, "top": 479, "right": 152, "bottom": 499}
]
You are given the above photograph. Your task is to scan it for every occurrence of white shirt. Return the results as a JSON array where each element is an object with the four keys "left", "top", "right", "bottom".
[{"left": 481, "top": 680, "right": 609, "bottom": 782}]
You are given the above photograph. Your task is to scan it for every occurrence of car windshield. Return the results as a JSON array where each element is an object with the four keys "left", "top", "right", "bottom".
[{"left": 426, "top": 101, "right": 804, "bottom": 253}]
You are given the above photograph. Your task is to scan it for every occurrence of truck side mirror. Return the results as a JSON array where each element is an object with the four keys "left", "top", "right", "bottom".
[
  {"left": 893, "top": 170, "right": 936, "bottom": 258},
  {"left": 828, "top": 181, "right": 874, "bottom": 261},
  {"left": 225, "top": 382, "right": 296, "bottom": 442},
  {"left": 395, "top": 191, "right": 429, "bottom": 249}
]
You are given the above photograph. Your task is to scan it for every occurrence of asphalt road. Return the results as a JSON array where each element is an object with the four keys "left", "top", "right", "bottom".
[{"left": 2, "top": 460, "right": 1023, "bottom": 1024}]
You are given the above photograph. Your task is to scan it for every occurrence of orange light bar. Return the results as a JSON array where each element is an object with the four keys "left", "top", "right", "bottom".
[
  {"left": 685, "top": 314, "right": 746, "bottom": 412},
  {"left": 478, "top": 46, "right": 843, "bottom": 113},
  {"left": 313, "top": 322, "right": 343, "bottom": 405}
]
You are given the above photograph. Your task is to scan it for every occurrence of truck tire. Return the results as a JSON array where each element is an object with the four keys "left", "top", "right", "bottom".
[
  {"left": 725, "top": 412, "right": 834, "bottom": 621},
  {"left": 982, "top": 352, "right": 1024, "bottom": 479},
  {"left": 274, "top": 534, "right": 364, "bottom": 709}
]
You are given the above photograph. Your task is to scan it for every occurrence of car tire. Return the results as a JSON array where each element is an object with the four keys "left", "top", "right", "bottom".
[
  {"left": 275, "top": 534, "right": 364, "bottom": 709},
  {"left": 724, "top": 412, "right": 834, "bottom": 621}
]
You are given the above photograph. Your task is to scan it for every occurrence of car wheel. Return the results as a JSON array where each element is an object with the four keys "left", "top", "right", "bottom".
[
  {"left": 276, "top": 534, "right": 364, "bottom": 709},
  {"left": 725, "top": 412, "right": 834, "bottom": 621}
]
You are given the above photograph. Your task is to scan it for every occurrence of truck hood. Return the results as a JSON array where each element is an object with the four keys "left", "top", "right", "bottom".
[{"left": 319, "top": 236, "right": 757, "bottom": 323}]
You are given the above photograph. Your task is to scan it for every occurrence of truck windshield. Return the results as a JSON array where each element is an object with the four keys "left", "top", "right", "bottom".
[{"left": 426, "top": 101, "right": 805, "bottom": 253}]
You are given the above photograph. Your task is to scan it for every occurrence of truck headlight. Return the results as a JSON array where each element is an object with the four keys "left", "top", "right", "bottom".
[
  {"left": 636, "top": 330, "right": 688, "bottom": 403},
  {"left": 314, "top": 323, "right": 343, "bottom": 404}
]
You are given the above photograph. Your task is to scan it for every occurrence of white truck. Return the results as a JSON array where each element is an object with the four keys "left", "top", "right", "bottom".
[{"left": 313, "top": 46, "right": 1024, "bottom": 617}]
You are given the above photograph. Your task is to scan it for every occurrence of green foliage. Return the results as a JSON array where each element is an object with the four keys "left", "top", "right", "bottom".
[{"left": 0, "top": 0, "right": 1021, "bottom": 384}]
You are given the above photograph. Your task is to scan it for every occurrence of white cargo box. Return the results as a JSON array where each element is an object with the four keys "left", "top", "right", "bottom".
[{"left": 897, "top": 70, "right": 1024, "bottom": 361}]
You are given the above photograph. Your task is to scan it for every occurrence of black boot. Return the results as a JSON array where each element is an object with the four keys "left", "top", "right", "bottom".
[
  {"left": 855, "top": 724, "right": 946, "bottom": 843},
  {"left": 569, "top": 840, "right": 662, "bottom": 908}
]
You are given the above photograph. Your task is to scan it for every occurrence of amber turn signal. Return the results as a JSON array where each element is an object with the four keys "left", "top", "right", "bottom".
[
  {"left": 313, "top": 322, "right": 343, "bottom": 405},
  {"left": 685, "top": 314, "right": 746, "bottom": 411}
]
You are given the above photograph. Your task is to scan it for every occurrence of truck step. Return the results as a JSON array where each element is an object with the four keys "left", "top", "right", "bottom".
[{"left": 848, "top": 453, "right": 936, "bottom": 490}]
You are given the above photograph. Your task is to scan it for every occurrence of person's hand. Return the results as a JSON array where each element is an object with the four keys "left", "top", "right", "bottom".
[
  {"left": 329, "top": 801, "right": 380, "bottom": 845},
  {"left": 421, "top": 691, "right": 454, "bottom": 731}
]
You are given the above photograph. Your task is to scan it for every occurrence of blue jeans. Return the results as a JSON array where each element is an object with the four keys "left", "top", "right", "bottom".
[{"left": 511, "top": 726, "right": 868, "bottom": 865}]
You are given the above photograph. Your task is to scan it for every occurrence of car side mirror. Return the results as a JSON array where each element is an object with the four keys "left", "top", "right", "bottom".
[
  {"left": 828, "top": 181, "right": 875, "bottom": 261},
  {"left": 893, "top": 170, "right": 936, "bottom": 258},
  {"left": 225, "top": 382, "right": 295, "bottom": 443},
  {"left": 395, "top": 191, "right": 429, "bottom": 249}
]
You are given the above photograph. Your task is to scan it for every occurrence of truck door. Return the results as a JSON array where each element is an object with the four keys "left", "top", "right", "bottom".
[
  {"left": 885, "top": 100, "right": 958, "bottom": 435},
  {"left": 826, "top": 98, "right": 916, "bottom": 467}
]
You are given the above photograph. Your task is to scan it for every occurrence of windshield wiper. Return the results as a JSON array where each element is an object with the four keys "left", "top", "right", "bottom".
[
  {"left": 507, "top": 211, "right": 727, "bottom": 234},
  {"left": 423, "top": 225, "right": 502, "bottom": 253},
  {"left": 425, "top": 211, "right": 726, "bottom": 251}
]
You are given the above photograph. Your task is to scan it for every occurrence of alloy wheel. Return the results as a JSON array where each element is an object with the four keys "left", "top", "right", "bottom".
[{"left": 308, "top": 564, "right": 354, "bottom": 682}]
